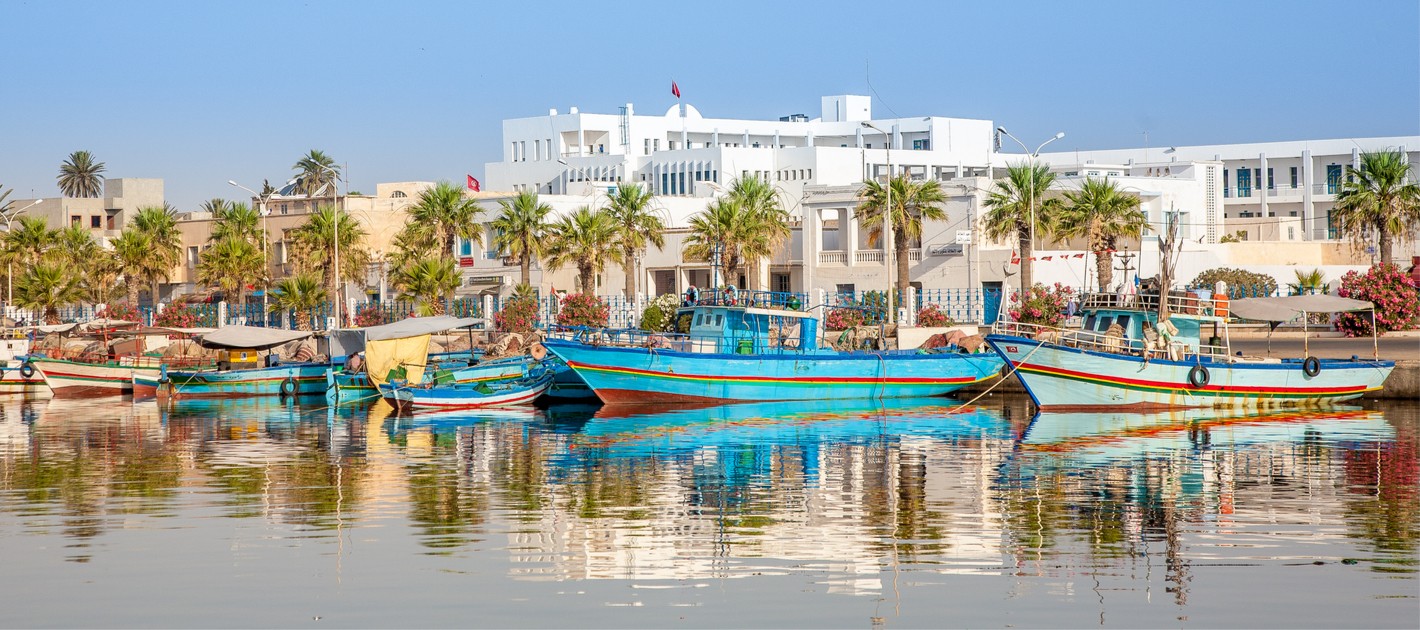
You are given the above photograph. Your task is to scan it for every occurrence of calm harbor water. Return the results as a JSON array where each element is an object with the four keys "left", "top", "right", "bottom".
[{"left": 0, "top": 393, "right": 1415, "bottom": 628}]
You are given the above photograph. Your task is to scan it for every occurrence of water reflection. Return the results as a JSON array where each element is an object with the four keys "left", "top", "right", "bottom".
[{"left": 0, "top": 394, "right": 1414, "bottom": 626}]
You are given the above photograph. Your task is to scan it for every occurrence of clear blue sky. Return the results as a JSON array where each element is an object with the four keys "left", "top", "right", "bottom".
[{"left": 2, "top": 0, "right": 1416, "bottom": 211}]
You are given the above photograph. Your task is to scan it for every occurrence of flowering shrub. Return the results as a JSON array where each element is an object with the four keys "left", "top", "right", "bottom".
[
  {"left": 557, "top": 293, "right": 609, "bottom": 328},
  {"left": 102, "top": 303, "right": 143, "bottom": 323},
  {"left": 825, "top": 290, "right": 888, "bottom": 330},
  {"left": 1190, "top": 267, "right": 1278, "bottom": 298},
  {"left": 354, "top": 303, "right": 394, "bottom": 327},
  {"left": 154, "top": 304, "right": 215, "bottom": 328},
  {"left": 494, "top": 294, "right": 540, "bottom": 334},
  {"left": 1335, "top": 263, "right": 1418, "bottom": 337},
  {"left": 825, "top": 307, "right": 864, "bottom": 330},
  {"left": 1009, "top": 283, "right": 1075, "bottom": 327},
  {"left": 916, "top": 303, "right": 954, "bottom": 327},
  {"left": 639, "top": 293, "right": 681, "bottom": 332}
]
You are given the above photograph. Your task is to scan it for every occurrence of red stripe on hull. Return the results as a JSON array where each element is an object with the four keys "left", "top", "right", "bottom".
[{"left": 594, "top": 388, "right": 735, "bottom": 404}]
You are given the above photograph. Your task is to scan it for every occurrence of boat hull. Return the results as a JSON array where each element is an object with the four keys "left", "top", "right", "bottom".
[
  {"left": 162, "top": 363, "right": 329, "bottom": 398},
  {"left": 985, "top": 333, "right": 1394, "bottom": 410},
  {"left": 327, "top": 357, "right": 532, "bottom": 403},
  {"left": 377, "top": 373, "right": 553, "bottom": 410},
  {"left": 0, "top": 360, "right": 49, "bottom": 395},
  {"left": 543, "top": 339, "right": 1002, "bottom": 404},
  {"left": 29, "top": 357, "right": 161, "bottom": 397}
]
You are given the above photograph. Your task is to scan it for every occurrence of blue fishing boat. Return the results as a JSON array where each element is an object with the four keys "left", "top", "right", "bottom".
[
  {"left": 160, "top": 326, "right": 327, "bottom": 398},
  {"left": 542, "top": 301, "right": 1003, "bottom": 404},
  {"left": 325, "top": 315, "right": 512, "bottom": 403},
  {"left": 985, "top": 292, "right": 1394, "bottom": 410},
  {"left": 378, "top": 367, "right": 555, "bottom": 411}
]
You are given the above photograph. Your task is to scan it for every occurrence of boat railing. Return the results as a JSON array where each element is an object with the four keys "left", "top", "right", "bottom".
[
  {"left": 550, "top": 324, "right": 809, "bottom": 355},
  {"left": 993, "top": 321, "right": 1229, "bottom": 360},
  {"left": 1080, "top": 291, "right": 1228, "bottom": 318}
]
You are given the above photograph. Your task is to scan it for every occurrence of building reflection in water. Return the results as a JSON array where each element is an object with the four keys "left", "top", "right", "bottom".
[{"left": 0, "top": 395, "right": 1413, "bottom": 603}]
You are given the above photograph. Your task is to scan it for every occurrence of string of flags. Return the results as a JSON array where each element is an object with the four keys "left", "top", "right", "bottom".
[{"left": 1010, "top": 250, "right": 1117, "bottom": 266}]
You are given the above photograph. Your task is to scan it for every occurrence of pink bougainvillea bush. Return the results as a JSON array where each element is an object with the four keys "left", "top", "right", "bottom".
[
  {"left": 153, "top": 304, "right": 213, "bottom": 328},
  {"left": 916, "top": 303, "right": 954, "bottom": 327},
  {"left": 825, "top": 307, "right": 865, "bottom": 331},
  {"left": 1009, "top": 283, "right": 1076, "bottom": 327},
  {"left": 556, "top": 293, "right": 609, "bottom": 328},
  {"left": 494, "top": 294, "right": 540, "bottom": 334},
  {"left": 353, "top": 303, "right": 396, "bottom": 327},
  {"left": 1335, "top": 263, "right": 1418, "bottom": 337}
]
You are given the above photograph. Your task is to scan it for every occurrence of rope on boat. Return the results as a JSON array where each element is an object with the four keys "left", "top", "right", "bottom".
[{"left": 938, "top": 340, "right": 1047, "bottom": 414}]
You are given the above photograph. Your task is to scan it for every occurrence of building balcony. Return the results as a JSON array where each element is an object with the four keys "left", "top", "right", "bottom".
[
  {"left": 854, "top": 250, "right": 884, "bottom": 264},
  {"left": 818, "top": 251, "right": 847, "bottom": 264}
]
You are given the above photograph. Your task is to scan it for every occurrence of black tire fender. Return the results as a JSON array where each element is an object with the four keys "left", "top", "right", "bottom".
[
  {"left": 19, "top": 362, "right": 35, "bottom": 379},
  {"left": 1188, "top": 364, "right": 1210, "bottom": 389},
  {"left": 279, "top": 377, "right": 296, "bottom": 397},
  {"left": 1302, "top": 356, "right": 1321, "bottom": 377}
]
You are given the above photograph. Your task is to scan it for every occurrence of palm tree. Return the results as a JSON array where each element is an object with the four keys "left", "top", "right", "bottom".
[
  {"left": 983, "top": 162, "right": 1063, "bottom": 294},
  {"left": 15, "top": 263, "right": 85, "bottom": 324},
  {"left": 728, "top": 177, "right": 791, "bottom": 291},
  {"left": 268, "top": 273, "right": 329, "bottom": 331},
  {"left": 393, "top": 258, "right": 461, "bottom": 316},
  {"left": 406, "top": 181, "right": 483, "bottom": 260},
  {"left": 84, "top": 252, "right": 123, "bottom": 306},
  {"left": 54, "top": 225, "right": 100, "bottom": 267},
  {"left": 684, "top": 198, "right": 748, "bottom": 286},
  {"left": 0, "top": 184, "right": 13, "bottom": 215},
  {"left": 1334, "top": 149, "right": 1420, "bottom": 265},
  {"left": 604, "top": 184, "right": 666, "bottom": 298},
  {"left": 111, "top": 229, "right": 156, "bottom": 307},
  {"left": 3, "top": 216, "right": 57, "bottom": 266},
  {"left": 57, "top": 150, "right": 106, "bottom": 198},
  {"left": 856, "top": 175, "right": 948, "bottom": 304},
  {"left": 199, "top": 198, "right": 231, "bottom": 215},
  {"left": 492, "top": 190, "right": 553, "bottom": 286},
  {"left": 130, "top": 205, "right": 183, "bottom": 304},
  {"left": 1057, "top": 177, "right": 1149, "bottom": 292},
  {"left": 287, "top": 205, "right": 370, "bottom": 305},
  {"left": 545, "top": 206, "right": 619, "bottom": 294},
  {"left": 293, "top": 150, "right": 340, "bottom": 197},
  {"left": 198, "top": 237, "right": 266, "bottom": 308},
  {"left": 208, "top": 201, "right": 262, "bottom": 245}
]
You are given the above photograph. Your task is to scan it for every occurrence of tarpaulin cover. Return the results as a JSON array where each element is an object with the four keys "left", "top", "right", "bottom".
[
  {"left": 365, "top": 334, "right": 431, "bottom": 386},
  {"left": 1229, "top": 294, "right": 1375, "bottom": 322},
  {"left": 330, "top": 315, "right": 482, "bottom": 357},
  {"left": 198, "top": 325, "right": 314, "bottom": 350}
]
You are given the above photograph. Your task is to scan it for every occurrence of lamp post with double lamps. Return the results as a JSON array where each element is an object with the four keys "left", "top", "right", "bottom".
[
  {"left": 312, "top": 164, "right": 346, "bottom": 329},
  {"left": 2, "top": 199, "right": 44, "bottom": 318},
  {"left": 995, "top": 127, "right": 1065, "bottom": 296},
  {"left": 860, "top": 121, "right": 897, "bottom": 320},
  {"left": 228, "top": 180, "right": 289, "bottom": 322}
]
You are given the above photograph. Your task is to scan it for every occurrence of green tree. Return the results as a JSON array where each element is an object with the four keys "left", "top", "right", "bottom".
[
  {"left": 1057, "top": 177, "right": 1149, "bottom": 292},
  {"left": 199, "top": 198, "right": 231, "bottom": 215},
  {"left": 268, "top": 273, "right": 329, "bottom": 331},
  {"left": 727, "top": 177, "right": 790, "bottom": 292},
  {"left": 4, "top": 216, "right": 57, "bottom": 266},
  {"left": 604, "top": 184, "right": 666, "bottom": 298},
  {"left": 492, "top": 190, "right": 552, "bottom": 286},
  {"left": 406, "top": 181, "right": 483, "bottom": 261},
  {"left": 111, "top": 229, "right": 155, "bottom": 307},
  {"left": 209, "top": 201, "right": 262, "bottom": 245},
  {"left": 198, "top": 237, "right": 266, "bottom": 308},
  {"left": 293, "top": 150, "right": 340, "bottom": 197},
  {"left": 130, "top": 205, "right": 183, "bottom": 304},
  {"left": 288, "top": 205, "right": 370, "bottom": 307},
  {"left": 983, "top": 162, "right": 1063, "bottom": 295},
  {"left": 856, "top": 175, "right": 948, "bottom": 305},
  {"left": 57, "top": 150, "right": 106, "bottom": 198},
  {"left": 54, "top": 224, "right": 100, "bottom": 266},
  {"left": 1334, "top": 148, "right": 1420, "bottom": 265},
  {"left": 545, "top": 206, "right": 619, "bottom": 294},
  {"left": 16, "top": 262, "right": 85, "bottom": 324},
  {"left": 683, "top": 198, "right": 747, "bottom": 286},
  {"left": 393, "top": 258, "right": 461, "bottom": 316}
]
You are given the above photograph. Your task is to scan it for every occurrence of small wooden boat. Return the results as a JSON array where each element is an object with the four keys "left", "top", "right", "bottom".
[
  {"left": 543, "top": 296, "right": 1003, "bottom": 404},
  {"left": 0, "top": 336, "right": 47, "bottom": 395},
  {"left": 985, "top": 292, "right": 1394, "bottom": 410},
  {"left": 326, "top": 314, "right": 490, "bottom": 403},
  {"left": 378, "top": 368, "right": 554, "bottom": 411},
  {"left": 30, "top": 355, "right": 163, "bottom": 397},
  {"left": 159, "top": 326, "right": 326, "bottom": 398}
]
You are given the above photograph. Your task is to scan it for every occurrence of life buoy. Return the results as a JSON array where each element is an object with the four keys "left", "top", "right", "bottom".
[
  {"left": 1188, "top": 364, "right": 1210, "bottom": 388},
  {"left": 1302, "top": 356, "right": 1321, "bottom": 377},
  {"left": 279, "top": 377, "right": 296, "bottom": 397},
  {"left": 19, "top": 362, "right": 35, "bottom": 379},
  {"left": 529, "top": 342, "right": 547, "bottom": 361}
]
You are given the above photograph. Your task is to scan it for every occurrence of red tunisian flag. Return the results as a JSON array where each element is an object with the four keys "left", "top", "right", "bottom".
[
  {"left": 467, "top": 174, "right": 480, "bottom": 192},
  {"left": 671, "top": 81, "right": 680, "bottom": 99}
]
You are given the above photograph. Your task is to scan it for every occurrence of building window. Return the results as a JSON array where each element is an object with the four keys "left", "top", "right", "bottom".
[
  {"left": 188, "top": 246, "right": 199, "bottom": 266},
  {"left": 91, "top": 215, "right": 102, "bottom": 228},
  {"left": 281, "top": 203, "right": 289, "bottom": 215},
  {"left": 772, "top": 272, "right": 790, "bottom": 293},
  {"left": 912, "top": 139, "right": 930, "bottom": 150},
  {"left": 1290, "top": 166, "right": 1298, "bottom": 189},
  {"left": 1266, "top": 167, "right": 1274, "bottom": 190},
  {"left": 392, "top": 191, "right": 407, "bottom": 198},
  {"left": 107, "top": 215, "right": 116, "bottom": 230},
  {"left": 71, "top": 215, "right": 80, "bottom": 227},
  {"left": 1326, "top": 164, "right": 1342, "bottom": 193}
]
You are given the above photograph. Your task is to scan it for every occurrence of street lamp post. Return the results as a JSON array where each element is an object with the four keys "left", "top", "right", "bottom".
[
  {"left": 995, "top": 127, "right": 1065, "bottom": 295},
  {"left": 861, "top": 122, "right": 895, "bottom": 320},
  {"left": 314, "top": 164, "right": 345, "bottom": 329},
  {"left": 228, "top": 180, "right": 284, "bottom": 323},
  {"left": 2, "top": 199, "right": 44, "bottom": 318}
]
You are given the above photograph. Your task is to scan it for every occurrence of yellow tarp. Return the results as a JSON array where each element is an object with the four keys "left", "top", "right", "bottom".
[{"left": 366, "top": 334, "right": 431, "bottom": 386}]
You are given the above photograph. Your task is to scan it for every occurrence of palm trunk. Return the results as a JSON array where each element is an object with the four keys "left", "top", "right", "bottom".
[
  {"left": 1019, "top": 231, "right": 1034, "bottom": 298},
  {"left": 578, "top": 262, "right": 593, "bottom": 295},
  {"left": 127, "top": 285, "right": 140, "bottom": 309},
  {"left": 623, "top": 246, "right": 636, "bottom": 299},
  {"left": 520, "top": 255, "right": 531, "bottom": 287},
  {"left": 895, "top": 229, "right": 910, "bottom": 316},
  {"left": 1378, "top": 225, "right": 1393, "bottom": 265},
  {"left": 1095, "top": 251, "right": 1113, "bottom": 293}
]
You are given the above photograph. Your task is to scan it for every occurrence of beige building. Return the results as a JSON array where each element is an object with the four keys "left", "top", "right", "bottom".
[{"left": 4, "top": 178, "right": 165, "bottom": 244}]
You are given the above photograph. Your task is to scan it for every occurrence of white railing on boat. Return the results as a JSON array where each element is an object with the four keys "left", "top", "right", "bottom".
[
  {"left": 992, "top": 321, "right": 1229, "bottom": 361},
  {"left": 1080, "top": 292, "right": 1229, "bottom": 319}
]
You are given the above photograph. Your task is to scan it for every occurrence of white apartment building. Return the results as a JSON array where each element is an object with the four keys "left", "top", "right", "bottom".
[{"left": 1039, "top": 137, "right": 1420, "bottom": 244}]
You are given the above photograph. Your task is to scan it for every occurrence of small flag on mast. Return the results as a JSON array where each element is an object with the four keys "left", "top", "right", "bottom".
[
  {"left": 467, "top": 175, "right": 480, "bottom": 192},
  {"left": 671, "top": 81, "right": 680, "bottom": 99}
]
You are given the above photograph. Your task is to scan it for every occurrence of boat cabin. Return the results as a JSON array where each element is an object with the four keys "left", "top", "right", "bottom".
[
  {"left": 672, "top": 305, "right": 820, "bottom": 355},
  {"left": 1066, "top": 292, "right": 1227, "bottom": 358}
]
